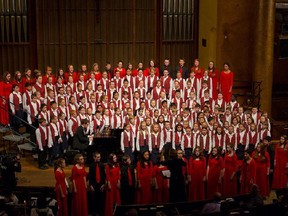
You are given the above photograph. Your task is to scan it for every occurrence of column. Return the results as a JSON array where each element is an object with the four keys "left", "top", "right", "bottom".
[{"left": 253, "top": 0, "right": 275, "bottom": 114}]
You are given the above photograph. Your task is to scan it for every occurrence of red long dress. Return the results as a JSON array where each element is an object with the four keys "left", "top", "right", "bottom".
[
  {"left": 55, "top": 169, "right": 68, "bottom": 216},
  {"left": 64, "top": 72, "right": 78, "bottom": 83},
  {"left": 22, "top": 76, "right": 35, "bottom": 86},
  {"left": 94, "top": 72, "right": 102, "bottom": 81},
  {"left": 105, "top": 164, "right": 121, "bottom": 216},
  {"left": 71, "top": 165, "right": 88, "bottom": 216},
  {"left": 207, "top": 156, "right": 224, "bottom": 199},
  {"left": 191, "top": 67, "right": 204, "bottom": 80},
  {"left": 240, "top": 159, "right": 256, "bottom": 194},
  {"left": 12, "top": 80, "right": 25, "bottom": 93},
  {"left": 144, "top": 67, "right": 160, "bottom": 77},
  {"left": 188, "top": 157, "right": 206, "bottom": 201},
  {"left": 153, "top": 165, "right": 169, "bottom": 203},
  {"left": 209, "top": 69, "right": 219, "bottom": 100},
  {"left": 220, "top": 71, "right": 234, "bottom": 103},
  {"left": 252, "top": 151, "right": 270, "bottom": 196},
  {"left": 0, "top": 81, "right": 12, "bottom": 125},
  {"left": 223, "top": 153, "right": 238, "bottom": 197},
  {"left": 114, "top": 68, "right": 126, "bottom": 78},
  {"left": 273, "top": 144, "right": 288, "bottom": 189},
  {"left": 136, "top": 161, "right": 153, "bottom": 204}
]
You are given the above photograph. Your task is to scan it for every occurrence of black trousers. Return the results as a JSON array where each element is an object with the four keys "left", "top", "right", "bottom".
[
  {"left": 38, "top": 146, "right": 48, "bottom": 167},
  {"left": 89, "top": 184, "right": 105, "bottom": 216}
]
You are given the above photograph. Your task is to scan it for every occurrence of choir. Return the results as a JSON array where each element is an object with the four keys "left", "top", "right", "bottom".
[{"left": 0, "top": 58, "right": 286, "bottom": 215}]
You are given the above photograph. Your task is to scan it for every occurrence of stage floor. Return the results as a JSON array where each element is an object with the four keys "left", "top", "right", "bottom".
[{"left": 16, "top": 153, "right": 89, "bottom": 188}]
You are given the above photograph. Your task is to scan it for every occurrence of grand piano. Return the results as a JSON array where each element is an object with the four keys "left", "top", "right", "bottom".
[{"left": 89, "top": 128, "right": 123, "bottom": 162}]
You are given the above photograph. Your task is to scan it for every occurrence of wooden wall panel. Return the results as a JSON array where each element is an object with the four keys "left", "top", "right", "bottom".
[
  {"left": 0, "top": 45, "right": 30, "bottom": 73},
  {"left": 1, "top": 0, "right": 197, "bottom": 77},
  {"left": 216, "top": 0, "right": 257, "bottom": 81}
]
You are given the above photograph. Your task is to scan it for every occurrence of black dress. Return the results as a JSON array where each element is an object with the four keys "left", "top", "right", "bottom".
[{"left": 161, "top": 158, "right": 186, "bottom": 203}]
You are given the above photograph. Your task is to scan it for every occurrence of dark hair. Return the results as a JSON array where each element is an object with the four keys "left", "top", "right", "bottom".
[
  {"left": 40, "top": 103, "right": 47, "bottom": 110},
  {"left": 140, "top": 151, "right": 151, "bottom": 168},
  {"left": 192, "top": 146, "right": 204, "bottom": 160},
  {"left": 253, "top": 143, "right": 267, "bottom": 161},
  {"left": 223, "top": 62, "right": 231, "bottom": 68},
  {"left": 12, "top": 84, "right": 19, "bottom": 90},
  {"left": 107, "top": 153, "right": 118, "bottom": 168},
  {"left": 169, "top": 149, "right": 178, "bottom": 159},
  {"left": 210, "top": 147, "right": 221, "bottom": 159},
  {"left": 74, "top": 153, "right": 83, "bottom": 164},
  {"left": 93, "top": 152, "right": 101, "bottom": 157},
  {"left": 2, "top": 71, "right": 11, "bottom": 82},
  {"left": 175, "top": 123, "right": 183, "bottom": 133},
  {"left": 54, "top": 158, "right": 65, "bottom": 172},
  {"left": 38, "top": 118, "right": 46, "bottom": 124},
  {"left": 81, "top": 119, "right": 88, "bottom": 125},
  {"left": 122, "top": 154, "right": 130, "bottom": 164},
  {"left": 25, "top": 82, "right": 32, "bottom": 88},
  {"left": 208, "top": 61, "right": 215, "bottom": 71}
]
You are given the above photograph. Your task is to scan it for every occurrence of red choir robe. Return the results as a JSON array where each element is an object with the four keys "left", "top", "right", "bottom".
[
  {"left": 220, "top": 71, "right": 234, "bottom": 103},
  {"left": 171, "top": 97, "right": 184, "bottom": 110},
  {"left": 33, "top": 82, "right": 46, "bottom": 99},
  {"left": 94, "top": 72, "right": 102, "bottom": 81},
  {"left": 22, "top": 76, "right": 35, "bottom": 86},
  {"left": 173, "top": 131, "right": 183, "bottom": 149},
  {"left": 223, "top": 153, "right": 238, "bottom": 197},
  {"left": 200, "top": 97, "right": 213, "bottom": 110},
  {"left": 114, "top": 67, "right": 126, "bottom": 78},
  {"left": 136, "top": 161, "right": 154, "bottom": 204},
  {"left": 213, "top": 133, "right": 225, "bottom": 149},
  {"left": 240, "top": 159, "right": 256, "bottom": 194},
  {"left": 42, "top": 74, "right": 56, "bottom": 85},
  {"left": 209, "top": 69, "right": 219, "bottom": 100},
  {"left": 134, "top": 76, "right": 146, "bottom": 89},
  {"left": 188, "top": 157, "right": 206, "bottom": 201},
  {"left": 207, "top": 156, "right": 224, "bottom": 199},
  {"left": 105, "top": 164, "right": 121, "bottom": 216},
  {"left": 224, "top": 133, "right": 237, "bottom": 149},
  {"left": 252, "top": 151, "right": 270, "bottom": 197},
  {"left": 99, "top": 78, "right": 110, "bottom": 90},
  {"left": 111, "top": 77, "right": 122, "bottom": 91},
  {"left": 186, "top": 77, "right": 198, "bottom": 96},
  {"left": 71, "top": 165, "right": 88, "bottom": 216},
  {"left": 112, "top": 114, "right": 123, "bottom": 129},
  {"left": 273, "top": 143, "right": 288, "bottom": 189},
  {"left": 120, "top": 86, "right": 133, "bottom": 100},
  {"left": 153, "top": 165, "right": 169, "bottom": 203},
  {"left": 151, "top": 87, "right": 165, "bottom": 100},
  {"left": 12, "top": 80, "right": 25, "bottom": 93},
  {"left": 191, "top": 67, "right": 204, "bottom": 80},
  {"left": 64, "top": 72, "right": 78, "bottom": 83},
  {"left": 146, "top": 75, "right": 158, "bottom": 90},
  {"left": 184, "top": 87, "right": 196, "bottom": 101},
  {"left": 0, "top": 81, "right": 13, "bottom": 125},
  {"left": 55, "top": 169, "right": 68, "bottom": 216},
  {"left": 123, "top": 75, "right": 134, "bottom": 90},
  {"left": 144, "top": 67, "right": 160, "bottom": 77},
  {"left": 247, "top": 130, "right": 259, "bottom": 146},
  {"left": 160, "top": 76, "right": 172, "bottom": 96}
]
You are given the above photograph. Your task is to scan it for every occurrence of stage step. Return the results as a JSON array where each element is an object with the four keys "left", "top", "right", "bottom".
[
  {"left": 0, "top": 126, "right": 9, "bottom": 133},
  {"left": 18, "top": 143, "right": 36, "bottom": 152},
  {"left": 3, "top": 134, "right": 23, "bottom": 142},
  {"left": 22, "top": 133, "right": 30, "bottom": 138}
]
